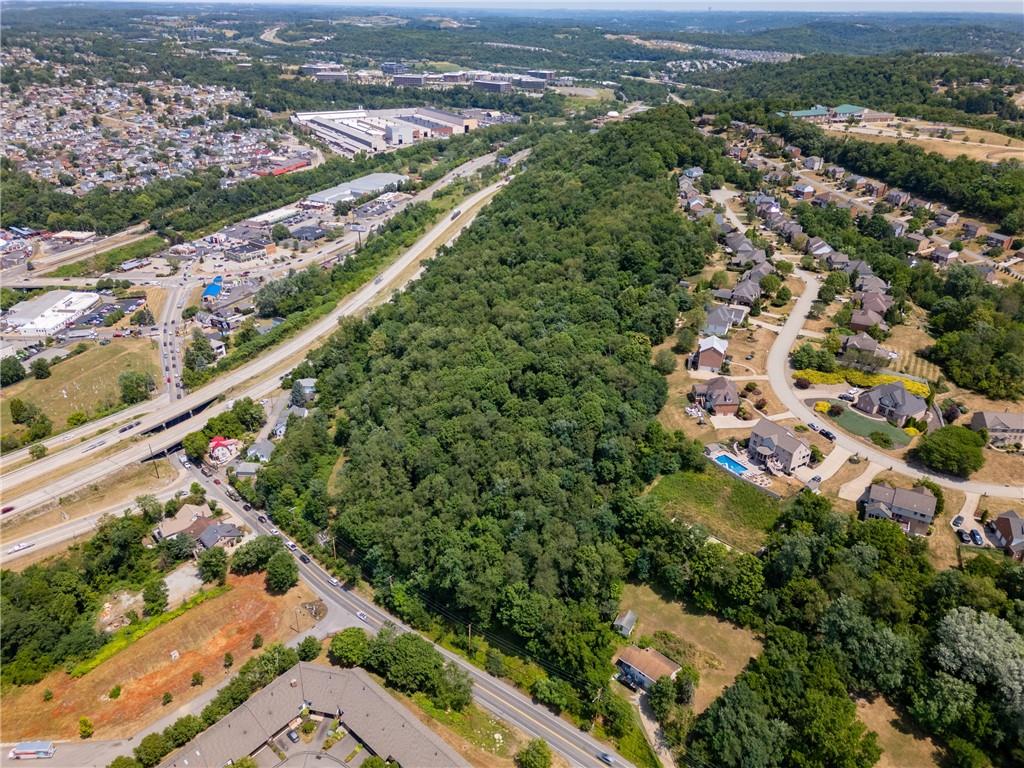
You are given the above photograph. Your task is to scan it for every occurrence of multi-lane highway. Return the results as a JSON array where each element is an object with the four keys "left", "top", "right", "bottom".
[
  {"left": 0, "top": 163, "right": 525, "bottom": 516},
  {"left": 0, "top": 150, "right": 510, "bottom": 475}
]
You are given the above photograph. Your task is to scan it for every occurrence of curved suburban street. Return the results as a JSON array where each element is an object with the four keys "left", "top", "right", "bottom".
[{"left": 769, "top": 268, "right": 1023, "bottom": 500}]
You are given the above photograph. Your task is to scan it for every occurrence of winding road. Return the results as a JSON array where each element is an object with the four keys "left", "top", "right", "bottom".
[{"left": 768, "top": 268, "right": 1022, "bottom": 500}]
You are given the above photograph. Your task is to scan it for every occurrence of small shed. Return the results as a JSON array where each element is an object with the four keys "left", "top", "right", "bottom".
[{"left": 613, "top": 609, "right": 638, "bottom": 638}]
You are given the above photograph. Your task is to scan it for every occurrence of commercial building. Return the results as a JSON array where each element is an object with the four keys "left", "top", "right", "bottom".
[
  {"left": 527, "top": 69, "right": 557, "bottom": 80},
  {"left": 306, "top": 172, "right": 410, "bottom": 207},
  {"left": 474, "top": 79, "right": 512, "bottom": 93},
  {"left": 292, "top": 107, "right": 480, "bottom": 157},
  {"left": 159, "top": 662, "right": 469, "bottom": 768},
  {"left": 381, "top": 62, "right": 408, "bottom": 75},
  {"left": 393, "top": 73, "right": 427, "bottom": 87},
  {"left": 3, "top": 290, "right": 100, "bottom": 335}
]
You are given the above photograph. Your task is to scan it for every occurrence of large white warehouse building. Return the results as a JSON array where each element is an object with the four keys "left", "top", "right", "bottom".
[{"left": 3, "top": 290, "right": 100, "bottom": 336}]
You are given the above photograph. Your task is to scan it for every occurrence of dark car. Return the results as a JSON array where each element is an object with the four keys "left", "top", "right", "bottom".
[
  {"left": 952, "top": 515, "right": 964, "bottom": 528},
  {"left": 245, "top": 504, "right": 253, "bottom": 512},
  {"left": 257, "top": 514, "right": 267, "bottom": 523},
  {"left": 1, "top": 505, "right": 15, "bottom": 514},
  {"left": 820, "top": 429, "right": 836, "bottom": 441},
  {"left": 970, "top": 530, "right": 984, "bottom": 547},
  {"left": 958, "top": 530, "right": 971, "bottom": 543},
  {"left": 299, "top": 554, "right": 311, "bottom": 564},
  {"left": 287, "top": 729, "right": 300, "bottom": 744},
  {"left": 838, "top": 393, "right": 855, "bottom": 402}
]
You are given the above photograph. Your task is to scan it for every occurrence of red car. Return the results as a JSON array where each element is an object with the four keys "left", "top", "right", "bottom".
[{"left": 213, "top": 479, "right": 222, "bottom": 485}]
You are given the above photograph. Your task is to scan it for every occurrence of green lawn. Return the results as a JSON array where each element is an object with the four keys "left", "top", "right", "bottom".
[
  {"left": 828, "top": 401, "right": 911, "bottom": 447},
  {"left": 646, "top": 469, "right": 781, "bottom": 552}
]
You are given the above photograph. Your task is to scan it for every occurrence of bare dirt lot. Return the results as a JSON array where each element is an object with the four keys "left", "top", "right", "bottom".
[
  {"left": 0, "top": 574, "right": 317, "bottom": 742},
  {"left": 824, "top": 120, "right": 1024, "bottom": 163},
  {"left": 620, "top": 584, "right": 762, "bottom": 714}
]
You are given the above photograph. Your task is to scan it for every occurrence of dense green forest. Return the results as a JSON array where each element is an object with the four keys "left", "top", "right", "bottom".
[
  {"left": 243, "top": 105, "right": 1022, "bottom": 766},
  {"left": 689, "top": 54, "right": 1024, "bottom": 138}
]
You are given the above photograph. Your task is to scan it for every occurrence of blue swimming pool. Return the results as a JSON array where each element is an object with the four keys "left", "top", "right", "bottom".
[{"left": 714, "top": 454, "right": 749, "bottom": 476}]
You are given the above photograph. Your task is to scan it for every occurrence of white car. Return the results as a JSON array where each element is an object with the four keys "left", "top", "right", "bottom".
[
  {"left": 329, "top": 577, "right": 340, "bottom": 587},
  {"left": 269, "top": 527, "right": 280, "bottom": 535},
  {"left": 7, "top": 542, "right": 34, "bottom": 555},
  {"left": 356, "top": 611, "right": 369, "bottom": 622}
]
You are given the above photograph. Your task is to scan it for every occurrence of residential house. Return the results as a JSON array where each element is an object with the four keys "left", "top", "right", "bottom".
[
  {"left": 152, "top": 504, "right": 209, "bottom": 543},
  {"left": 246, "top": 439, "right": 276, "bottom": 463},
  {"left": 841, "top": 332, "right": 888, "bottom": 367},
  {"left": 862, "top": 483, "right": 937, "bottom": 535},
  {"left": 849, "top": 308, "right": 889, "bottom": 334},
  {"left": 748, "top": 418, "right": 811, "bottom": 474},
  {"left": 783, "top": 144, "right": 802, "bottom": 158},
  {"left": 208, "top": 436, "right": 242, "bottom": 464},
  {"left": 987, "top": 232, "right": 1013, "bottom": 250},
  {"left": 993, "top": 511, "right": 1024, "bottom": 561},
  {"left": 614, "top": 646, "right": 681, "bottom": 690},
  {"left": 294, "top": 377, "right": 317, "bottom": 404},
  {"left": 962, "top": 222, "right": 987, "bottom": 239},
  {"left": 858, "top": 291, "right": 894, "bottom": 315},
  {"left": 842, "top": 260, "right": 874, "bottom": 278},
  {"left": 683, "top": 166, "right": 704, "bottom": 179},
  {"left": 934, "top": 209, "right": 959, "bottom": 227},
  {"left": 612, "top": 609, "right": 638, "bottom": 638},
  {"left": 856, "top": 274, "right": 888, "bottom": 294},
  {"left": 803, "top": 156, "right": 824, "bottom": 171},
  {"left": 703, "top": 304, "right": 749, "bottom": 337},
  {"left": 805, "top": 236, "right": 833, "bottom": 257},
  {"left": 885, "top": 189, "right": 911, "bottom": 207},
  {"left": 970, "top": 411, "right": 1024, "bottom": 448},
  {"left": 792, "top": 183, "right": 815, "bottom": 200},
  {"left": 825, "top": 252, "right": 850, "bottom": 270},
  {"left": 826, "top": 166, "right": 846, "bottom": 180},
  {"left": 909, "top": 197, "right": 932, "bottom": 212},
  {"left": 234, "top": 461, "right": 261, "bottom": 478},
  {"left": 931, "top": 246, "right": 959, "bottom": 266},
  {"left": 864, "top": 181, "right": 888, "bottom": 198},
  {"left": 273, "top": 405, "right": 309, "bottom": 438},
  {"left": 197, "top": 522, "right": 243, "bottom": 550},
  {"left": 730, "top": 278, "right": 762, "bottom": 307},
  {"left": 695, "top": 336, "right": 728, "bottom": 371},
  {"left": 692, "top": 377, "right": 740, "bottom": 415},
  {"left": 729, "top": 248, "right": 767, "bottom": 269},
  {"left": 906, "top": 232, "right": 931, "bottom": 254},
  {"left": 889, "top": 220, "right": 907, "bottom": 238},
  {"left": 855, "top": 382, "right": 927, "bottom": 425}
]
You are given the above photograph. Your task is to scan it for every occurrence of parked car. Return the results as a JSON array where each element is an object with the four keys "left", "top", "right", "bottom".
[
  {"left": 244, "top": 504, "right": 253, "bottom": 512},
  {"left": 808, "top": 423, "right": 821, "bottom": 432},
  {"left": 958, "top": 530, "right": 971, "bottom": 543},
  {"left": 329, "top": 577, "right": 340, "bottom": 587},
  {"left": 970, "top": 530, "right": 984, "bottom": 547},
  {"left": 952, "top": 515, "right": 964, "bottom": 528},
  {"left": 819, "top": 429, "right": 836, "bottom": 441},
  {"left": 838, "top": 393, "right": 855, "bottom": 402},
  {"left": 287, "top": 730, "right": 300, "bottom": 744}
]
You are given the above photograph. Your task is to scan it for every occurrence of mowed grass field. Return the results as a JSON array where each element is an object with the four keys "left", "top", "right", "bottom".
[
  {"left": 646, "top": 468, "right": 781, "bottom": 552},
  {"left": 856, "top": 697, "right": 942, "bottom": 768},
  {"left": 620, "top": 584, "right": 762, "bottom": 714},
  {"left": 823, "top": 122, "right": 1024, "bottom": 163},
  {"left": 0, "top": 339, "right": 159, "bottom": 434},
  {"left": 0, "top": 574, "right": 317, "bottom": 741},
  {"left": 884, "top": 322, "right": 941, "bottom": 382}
]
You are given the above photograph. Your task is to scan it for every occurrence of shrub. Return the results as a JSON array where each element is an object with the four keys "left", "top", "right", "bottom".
[
  {"left": 79, "top": 717, "right": 94, "bottom": 739},
  {"left": 869, "top": 431, "right": 893, "bottom": 448},
  {"left": 828, "top": 403, "right": 844, "bottom": 418},
  {"left": 814, "top": 401, "right": 830, "bottom": 413},
  {"left": 162, "top": 692, "right": 173, "bottom": 706},
  {"left": 301, "top": 719, "right": 317, "bottom": 735},
  {"left": 792, "top": 368, "right": 929, "bottom": 397},
  {"left": 224, "top": 652, "right": 234, "bottom": 668},
  {"left": 904, "top": 427, "right": 921, "bottom": 437},
  {"left": 795, "top": 377, "right": 811, "bottom": 390},
  {"left": 252, "top": 633, "right": 264, "bottom": 649},
  {"left": 191, "top": 671, "right": 204, "bottom": 687},
  {"left": 43, "top": 689, "right": 53, "bottom": 701},
  {"left": 109, "top": 685, "right": 122, "bottom": 699}
]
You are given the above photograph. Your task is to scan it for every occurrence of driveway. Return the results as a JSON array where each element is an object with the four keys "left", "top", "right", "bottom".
[{"left": 766, "top": 268, "right": 1023, "bottom": 500}]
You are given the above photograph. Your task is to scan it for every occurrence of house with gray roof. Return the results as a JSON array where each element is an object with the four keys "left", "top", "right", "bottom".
[
  {"left": 748, "top": 418, "right": 811, "bottom": 474},
  {"left": 850, "top": 308, "right": 889, "bottom": 334},
  {"left": 730, "top": 278, "right": 762, "bottom": 307},
  {"left": 994, "top": 511, "right": 1024, "bottom": 561},
  {"left": 703, "top": 304, "right": 748, "bottom": 337},
  {"left": 862, "top": 483, "right": 937, "bottom": 535},
  {"left": 858, "top": 291, "right": 894, "bottom": 315},
  {"left": 613, "top": 609, "right": 638, "bottom": 638},
  {"left": 197, "top": 522, "right": 243, "bottom": 550},
  {"left": 273, "top": 405, "right": 309, "bottom": 438},
  {"left": 855, "top": 382, "right": 926, "bottom": 426},
  {"left": 159, "top": 663, "right": 469, "bottom": 768},
  {"left": 970, "top": 411, "right": 1024, "bottom": 448},
  {"left": 246, "top": 439, "right": 275, "bottom": 463}
]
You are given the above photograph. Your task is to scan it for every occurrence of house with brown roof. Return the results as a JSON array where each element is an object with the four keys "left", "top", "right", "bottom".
[
  {"left": 994, "top": 511, "right": 1024, "bottom": 561},
  {"left": 862, "top": 483, "right": 937, "bottom": 535},
  {"left": 850, "top": 308, "right": 889, "bottom": 334},
  {"left": 692, "top": 377, "right": 740, "bottom": 415},
  {"left": 614, "top": 646, "right": 681, "bottom": 690}
]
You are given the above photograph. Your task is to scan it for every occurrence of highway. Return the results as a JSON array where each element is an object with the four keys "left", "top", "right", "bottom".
[
  {"left": 0, "top": 163, "right": 525, "bottom": 516},
  {"left": 768, "top": 268, "right": 1023, "bottom": 500},
  {"left": 0, "top": 150, "right": 511, "bottom": 476}
]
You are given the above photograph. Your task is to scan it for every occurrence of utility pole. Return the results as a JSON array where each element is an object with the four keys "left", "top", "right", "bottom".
[
  {"left": 149, "top": 441, "right": 160, "bottom": 478},
  {"left": 467, "top": 623, "right": 473, "bottom": 658}
]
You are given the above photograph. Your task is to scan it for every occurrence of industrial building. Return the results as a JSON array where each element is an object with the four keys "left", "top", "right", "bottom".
[
  {"left": 291, "top": 107, "right": 478, "bottom": 157},
  {"left": 305, "top": 172, "right": 411, "bottom": 208},
  {"left": 2, "top": 290, "right": 100, "bottom": 336}
]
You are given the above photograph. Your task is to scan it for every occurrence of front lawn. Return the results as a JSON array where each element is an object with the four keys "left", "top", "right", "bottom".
[{"left": 827, "top": 402, "right": 911, "bottom": 447}]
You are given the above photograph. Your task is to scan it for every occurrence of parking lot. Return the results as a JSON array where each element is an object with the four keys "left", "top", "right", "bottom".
[
  {"left": 75, "top": 297, "right": 146, "bottom": 327},
  {"left": 251, "top": 717, "right": 373, "bottom": 768}
]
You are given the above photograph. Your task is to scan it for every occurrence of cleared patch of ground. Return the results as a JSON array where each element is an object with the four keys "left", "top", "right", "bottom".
[
  {"left": 647, "top": 468, "right": 781, "bottom": 553},
  {"left": 856, "top": 697, "right": 942, "bottom": 768},
  {"left": 724, "top": 326, "right": 774, "bottom": 377},
  {"left": 970, "top": 447, "right": 1024, "bottom": 486},
  {"left": 824, "top": 121, "right": 1024, "bottom": 163},
  {"left": 885, "top": 319, "right": 941, "bottom": 382},
  {"left": 0, "top": 338, "right": 159, "bottom": 434},
  {"left": 620, "top": 583, "right": 762, "bottom": 715},
  {"left": 0, "top": 574, "right": 317, "bottom": 742}
]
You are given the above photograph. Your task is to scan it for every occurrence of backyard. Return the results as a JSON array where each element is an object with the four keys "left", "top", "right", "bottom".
[
  {"left": 619, "top": 583, "right": 763, "bottom": 714},
  {"left": 0, "top": 338, "right": 159, "bottom": 435},
  {"left": 646, "top": 467, "right": 781, "bottom": 553}
]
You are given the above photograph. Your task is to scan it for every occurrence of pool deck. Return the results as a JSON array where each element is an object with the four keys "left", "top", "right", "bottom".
[{"left": 707, "top": 448, "right": 775, "bottom": 491}]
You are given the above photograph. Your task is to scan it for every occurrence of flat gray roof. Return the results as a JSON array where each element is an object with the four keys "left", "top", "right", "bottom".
[{"left": 307, "top": 173, "right": 409, "bottom": 205}]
